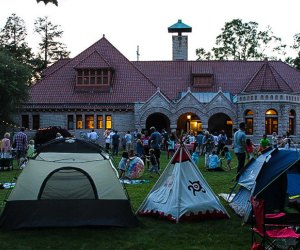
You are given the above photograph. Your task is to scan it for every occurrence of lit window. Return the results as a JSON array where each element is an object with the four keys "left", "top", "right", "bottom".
[
  {"left": 265, "top": 109, "right": 278, "bottom": 135},
  {"left": 105, "top": 115, "right": 112, "bottom": 129},
  {"left": 289, "top": 110, "right": 295, "bottom": 135},
  {"left": 76, "top": 115, "right": 83, "bottom": 129},
  {"left": 97, "top": 115, "right": 103, "bottom": 129},
  {"left": 244, "top": 109, "right": 254, "bottom": 135},
  {"left": 85, "top": 115, "right": 94, "bottom": 129}
]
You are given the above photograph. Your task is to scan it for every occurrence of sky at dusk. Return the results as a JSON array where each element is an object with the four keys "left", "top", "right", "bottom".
[{"left": 1, "top": 0, "right": 300, "bottom": 61}]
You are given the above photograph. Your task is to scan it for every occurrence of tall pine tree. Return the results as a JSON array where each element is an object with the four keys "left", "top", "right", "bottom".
[{"left": 34, "top": 16, "right": 70, "bottom": 70}]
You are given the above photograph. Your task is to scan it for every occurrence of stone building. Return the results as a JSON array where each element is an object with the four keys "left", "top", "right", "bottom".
[{"left": 14, "top": 21, "right": 300, "bottom": 143}]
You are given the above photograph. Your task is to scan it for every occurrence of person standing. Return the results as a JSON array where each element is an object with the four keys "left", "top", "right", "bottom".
[
  {"left": 89, "top": 129, "right": 98, "bottom": 143},
  {"left": 167, "top": 132, "right": 176, "bottom": 159},
  {"left": 149, "top": 126, "right": 162, "bottom": 170},
  {"left": 217, "top": 130, "right": 227, "bottom": 155},
  {"left": 148, "top": 148, "right": 160, "bottom": 177},
  {"left": 124, "top": 131, "right": 132, "bottom": 152},
  {"left": 111, "top": 130, "right": 120, "bottom": 156},
  {"left": 246, "top": 138, "right": 255, "bottom": 160},
  {"left": 202, "top": 131, "right": 214, "bottom": 168},
  {"left": 135, "top": 133, "right": 144, "bottom": 158},
  {"left": 104, "top": 129, "right": 112, "bottom": 151},
  {"left": 271, "top": 132, "right": 278, "bottom": 148},
  {"left": 1, "top": 132, "right": 11, "bottom": 158},
  {"left": 196, "top": 131, "right": 204, "bottom": 155},
  {"left": 13, "top": 127, "right": 28, "bottom": 166},
  {"left": 233, "top": 122, "right": 247, "bottom": 180}
]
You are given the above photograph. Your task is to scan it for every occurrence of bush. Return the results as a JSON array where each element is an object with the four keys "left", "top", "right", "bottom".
[{"left": 35, "top": 126, "right": 72, "bottom": 145}]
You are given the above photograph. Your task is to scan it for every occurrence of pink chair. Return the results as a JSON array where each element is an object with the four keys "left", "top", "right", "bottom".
[{"left": 251, "top": 197, "right": 300, "bottom": 250}]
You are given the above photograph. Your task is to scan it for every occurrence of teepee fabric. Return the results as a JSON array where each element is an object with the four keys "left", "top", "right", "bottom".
[{"left": 137, "top": 144, "right": 229, "bottom": 222}]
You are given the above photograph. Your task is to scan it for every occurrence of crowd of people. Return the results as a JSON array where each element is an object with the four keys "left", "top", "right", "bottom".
[
  {"left": 97, "top": 127, "right": 234, "bottom": 177},
  {"left": 0, "top": 124, "right": 295, "bottom": 180}
]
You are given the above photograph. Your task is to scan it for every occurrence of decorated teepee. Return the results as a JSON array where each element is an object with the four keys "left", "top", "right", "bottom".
[{"left": 137, "top": 143, "right": 229, "bottom": 223}]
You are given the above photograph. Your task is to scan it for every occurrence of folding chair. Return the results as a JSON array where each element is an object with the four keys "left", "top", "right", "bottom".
[{"left": 251, "top": 197, "right": 300, "bottom": 250}]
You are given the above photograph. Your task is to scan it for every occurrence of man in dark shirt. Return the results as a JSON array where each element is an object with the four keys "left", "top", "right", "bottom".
[
  {"left": 14, "top": 127, "right": 28, "bottom": 166},
  {"left": 111, "top": 130, "right": 120, "bottom": 156},
  {"left": 149, "top": 126, "right": 162, "bottom": 170}
]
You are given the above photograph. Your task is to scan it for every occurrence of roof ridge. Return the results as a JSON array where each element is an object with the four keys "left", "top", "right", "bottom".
[
  {"left": 74, "top": 49, "right": 111, "bottom": 68},
  {"left": 268, "top": 64, "right": 293, "bottom": 92},
  {"left": 242, "top": 61, "right": 292, "bottom": 93}
]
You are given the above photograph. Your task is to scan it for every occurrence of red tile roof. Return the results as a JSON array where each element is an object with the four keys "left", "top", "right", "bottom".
[
  {"left": 29, "top": 36, "right": 158, "bottom": 107},
  {"left": 242, "top": 60, "right": 293, "bottom": 93},
  {"left": 27, "top": 36, "right": 300, "bottom": 109}
]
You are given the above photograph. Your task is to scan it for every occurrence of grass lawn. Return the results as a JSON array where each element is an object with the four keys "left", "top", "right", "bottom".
[{"left": 0, "top": 149, "right": 251, "bottom": 250}]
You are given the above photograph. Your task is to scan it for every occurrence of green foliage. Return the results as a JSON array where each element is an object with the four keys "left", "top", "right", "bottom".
[
  {"left": 34, "top": 16, "right": 70, "bottom": 70},
  {"left": 0, "top": 48, "right": 30, "bottom": 122},
  {"left": 0, "top": 14, "right": 33, "bottom": 65},
  {"left": 0, "top": 13, "right": 43, "bottom": 83},
  {"left": 0, "top": 150, "right": 251, "bottom": 249},
  {"left": 285, "top": 34, "right": 300, "bottom": 69},
  {"left": 196, "top": 19, "right": 287, "bottom": 61}
]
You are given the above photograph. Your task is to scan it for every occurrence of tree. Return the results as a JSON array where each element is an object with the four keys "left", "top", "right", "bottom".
[
  {"left": 196, "top": 19, "right": 286, "bottom": 61},
  {"left": 37, "top": 0, "right": 58, "bottom": 6},
  {"left": 0, "top": 13, "right": 45, "bottom": 84},
  {"left": 0, "top": 13, "right": 33, "bottom": 64},
  {"left": 285, "top": 33, "right": 300, "bottom": 69},
  {"left": 0, "top": 47, "right": 31, "bottom": 123},
  {"left": 34, "top": 16, "right": 70, "bottom": 70}
]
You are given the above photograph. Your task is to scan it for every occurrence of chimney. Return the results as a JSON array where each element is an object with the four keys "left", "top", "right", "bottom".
[{"left": 168, "top": 19, "right": 192, "bottom": 61}]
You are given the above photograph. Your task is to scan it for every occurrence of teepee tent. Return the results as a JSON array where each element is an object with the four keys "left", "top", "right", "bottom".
[
  {"left": 0, "top": 138, "right": 138, "bottom": 230},
  {"left": 137, "top": 143, "right": 229, "bottom": 222}
]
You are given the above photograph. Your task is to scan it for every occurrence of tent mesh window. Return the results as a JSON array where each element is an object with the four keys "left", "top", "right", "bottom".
[{"left": 38, "top": 167, "right": 98, "bottom": 200}]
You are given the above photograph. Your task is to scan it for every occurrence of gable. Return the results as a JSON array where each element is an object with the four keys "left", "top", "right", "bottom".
[{"left": 28, "top": 36, "right": 158, "bottom": 106}]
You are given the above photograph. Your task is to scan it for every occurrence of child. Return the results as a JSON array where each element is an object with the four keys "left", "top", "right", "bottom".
[
  {"left": 27, "top": 139, "right": 35, "bottom": 159},
  {"left": 167, "top": 134, "right": 175, "bottom": 159},
  {"left": 148, "top": 148, "right": 160, "bottom": 177},
  {"left": 191, "top": 151, "right": 200, "bottom": 165},
  {"left": 208, "top": 151, "right": 223, "bottom": 171},
  {"left": 222, "top": 146, "right": 232, "bottom": 170},
  {"left": 118, "top": 151, "right": 129, "bottom": 179},
  {"left": 246, "top": 138, "right": 255, "bottom": 160},
  {"left": 20, "top": 139, "right": 36, "bottom": 169}
]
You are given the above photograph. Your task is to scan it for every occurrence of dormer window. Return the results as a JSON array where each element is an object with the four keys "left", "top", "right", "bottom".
[
  {"left": 76, "top": 68, "right": 111, "bottom": 86},
  {"left": 192, "top": 74, "right": 213, "bottom": 88}
]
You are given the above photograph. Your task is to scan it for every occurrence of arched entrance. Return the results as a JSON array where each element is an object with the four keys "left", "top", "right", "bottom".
[
  {"left": 177, "top": 113, "right": 202, "bottom": 136},
  {"left": 208, "top": 113, "right": 232, "bottom": 138},
  {"left": 145, "top": 113, "right": 170, "bottom": 133}
]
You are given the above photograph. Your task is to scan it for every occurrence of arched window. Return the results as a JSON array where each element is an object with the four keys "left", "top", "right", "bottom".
[
  {"left": 245, "top": 110, "right": 254, "bottom": 135},
  {"left": 265, "top": 109, "right": 278, "bottom": 135},
  {"left": 289, "top": 109, "right": 296, "bottom": 135}
]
